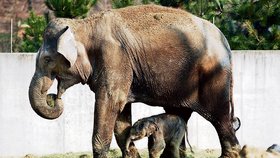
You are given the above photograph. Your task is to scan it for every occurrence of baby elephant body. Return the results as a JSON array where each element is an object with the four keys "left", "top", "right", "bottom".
[{"left": 126, "top": 114, "right": 189, "bottom": 158}]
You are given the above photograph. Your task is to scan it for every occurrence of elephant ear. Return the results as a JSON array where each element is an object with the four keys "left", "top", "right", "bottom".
[
  {"left": 150, "top": 121, "right": 159, "bottom": 131},
  {"left": 146, "top": 121, "right": 159, "bottom": 136},
  {"left": 57, "top": 26, "right": 77, "bottom": 67}
]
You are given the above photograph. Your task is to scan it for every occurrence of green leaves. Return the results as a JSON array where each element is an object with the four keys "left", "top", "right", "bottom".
[
  {"left": 112, "top": 0, "right": 134, "bottom": 8},
  {"left": 17, "top": 11, "right": 47, "bottom": 52},
  {"left": 185, "top": 0, "right": 280, "bottom": 50},
  {"left": 45, "top": 0, "right": 96, "bottom": 18}
]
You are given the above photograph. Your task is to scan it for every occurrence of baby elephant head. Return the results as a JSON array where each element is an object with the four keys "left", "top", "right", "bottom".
[
  {"left": 125, "top": 119, "right": 159, "bottom": 152},
  {"left": 129, "top": 119, "right": 159, "bottom": 141}
]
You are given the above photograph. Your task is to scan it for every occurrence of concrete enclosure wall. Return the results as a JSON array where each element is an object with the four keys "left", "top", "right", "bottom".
[{"left": 0, "top": 51, "right": 280, "bottom": 157}]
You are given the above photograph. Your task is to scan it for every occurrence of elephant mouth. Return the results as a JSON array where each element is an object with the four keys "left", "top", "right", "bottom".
[
  {"left": 130, "top": 135, "right": 143, "bottom": 141},
  {"left": 46, "top": 77, "right": 65, "bottom": 107},
  {"left": 131, "top": 138, "right": 139, "bottom": 141},
  {"left": 46, "top": 93, "right": 58, "bottom": 107}
]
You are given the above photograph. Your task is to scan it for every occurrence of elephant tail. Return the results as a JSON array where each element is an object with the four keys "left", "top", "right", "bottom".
[
  {"left": 183, "top": 121, "right": 194, "bottom": 153},
  {"left": 230, "top": 69, "right": 235, "bottom": 121},
  {"left": 230, "top": 64, "right": 241, "bottom": 131}
]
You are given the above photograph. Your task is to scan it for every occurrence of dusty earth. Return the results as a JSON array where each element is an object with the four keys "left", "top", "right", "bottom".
[
  {"left": 22, "top": 148, "right": 219, "bottom": 158},
  {"left": 19, "top": 146, "right": 280, "bottom": 158}
]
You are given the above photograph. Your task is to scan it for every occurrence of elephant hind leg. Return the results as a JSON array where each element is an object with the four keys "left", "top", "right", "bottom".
[
  {"left": 208, "top": 105, "right": 240, "bottom": 158},
  {"left": 160, "top": 143, "right": 180, "bottom": 158},
  {"left": 210, "top": 115, "right": 240, "bottom": 158},
  {"left": 197, "top": 69, "right": 240, "bottom": 157},
  {"left": 193, "top": 105, "right": 240, "bottom": 157}
]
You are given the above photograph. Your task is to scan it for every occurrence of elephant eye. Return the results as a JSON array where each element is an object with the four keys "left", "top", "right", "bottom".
[
  {"left": 44, "top": 57, "right": 52, "bottom": 64},
  {"left": 138, "top": 123, "right": 144, "bottom": 130}
]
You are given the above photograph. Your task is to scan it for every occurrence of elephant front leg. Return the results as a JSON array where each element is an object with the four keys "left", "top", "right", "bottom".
[
  {"left": 92, "top": 93, "right": 122, "bottom": 158},
  {"left": 114, "top": 103, "right": 141, "bottom": 158}
]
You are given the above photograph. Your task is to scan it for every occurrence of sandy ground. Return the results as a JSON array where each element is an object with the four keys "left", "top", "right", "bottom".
[
  {"left": 5, "top": 146, "right": 280, "bottom": 158},
  {"left": 18, "top": 148, "right": 221, "bottom": 158}
]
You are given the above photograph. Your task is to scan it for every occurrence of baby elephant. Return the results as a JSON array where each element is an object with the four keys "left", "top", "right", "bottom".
[{"left": 126, "top": 113, "right": 192, "bottom": 158}]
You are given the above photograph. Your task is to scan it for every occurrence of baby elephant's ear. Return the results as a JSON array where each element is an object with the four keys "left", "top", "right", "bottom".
[
  {"left": 146, "top": 121, "right": 159, "bottom": 136},
  {"left": 151, "top": 121, "right": 159, "bottom": 131},
  {"left": 57, "top": 26, "right": 77, "bottom": 67}
]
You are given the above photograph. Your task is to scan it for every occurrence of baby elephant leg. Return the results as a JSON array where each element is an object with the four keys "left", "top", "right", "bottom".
[
  {"left": 148, "top": 137, "right": 166, "bottom": 158},
  {"left": 170, "top": 142, "right": 181, "bottom": 158},
  {"left": 161, "top": 140, "right": 182, "bottom": 158}
]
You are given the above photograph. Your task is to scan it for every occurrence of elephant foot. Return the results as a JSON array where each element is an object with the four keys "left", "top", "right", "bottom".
[
  {"left": 125, "top": 146, "right": 141, "bottom": 158},
  {"left": 179, "top": 147, "right": 188, "bottom": 158},
  {"left": 93, "top": 152, "right": 107, "bottom": 158},
  {"left": 219, "top": 153, "right": 239, "bottom": 158},
  {"left": 220, "top": 145, "right": 241, "bottom": 158}
]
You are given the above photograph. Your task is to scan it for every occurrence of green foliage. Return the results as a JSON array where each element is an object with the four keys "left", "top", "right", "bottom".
[
  {"left": 184, "top": 0, "right": 224, "bottom": 20},
  {"left": 16, "top": 11, "right": 47, "bottom": 52},
  {"left": 157, "top": 0, "right": 183, "bottom": 8},
  {"left": 112, "top": 0, "right": 134, "bottom": 8},
  {"left": 184, "top": 0, "right": 280, "bottom": 50},
  {"left": 45, "top": 0, "right": 96, "bottom": 18},
  {"left": 0, "top": 33, "right": 10, "bottom": 52},
  {"left": 141, "top": 0, "right": 184, "bottom": 8}
]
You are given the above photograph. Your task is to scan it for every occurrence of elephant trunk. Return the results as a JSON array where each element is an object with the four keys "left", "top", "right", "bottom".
[
  {"left": 28, "top": 73, "right": 64, "bottom": 119},
  {"left": 125, "top": 138, "right": 131, "bottom": 151}
]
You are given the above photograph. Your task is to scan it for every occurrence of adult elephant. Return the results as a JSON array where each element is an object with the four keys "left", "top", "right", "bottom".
[{"left": 28, "top": 4, "right": 240, "bottom": 158}]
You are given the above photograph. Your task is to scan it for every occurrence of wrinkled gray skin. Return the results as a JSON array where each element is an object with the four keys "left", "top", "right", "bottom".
[
  {"left": 28, "top": 5, "right": 240, "bottom": 158},
  {"left": 126, "top": 114, "right": 193, "bottom": 158}
]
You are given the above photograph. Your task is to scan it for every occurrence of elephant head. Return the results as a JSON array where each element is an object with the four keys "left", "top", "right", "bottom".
[{"left": 29, "top": 19, "right": 92, "bottom": 119}]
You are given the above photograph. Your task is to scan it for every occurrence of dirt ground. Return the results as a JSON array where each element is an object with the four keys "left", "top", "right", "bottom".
[
  {"left": 20, "top": 146, "right": 280, "bottom": 158},
  {"left": 22, "top": 148, "right": 220, "bottom": 158}
]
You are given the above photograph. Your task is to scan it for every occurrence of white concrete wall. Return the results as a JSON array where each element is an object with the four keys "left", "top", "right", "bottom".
[
  {"left": 0, "top": 51, "right": 280, "bottom": 157},
  {"left": 232, "top": 51, "right": 280, "bottom": 148}
]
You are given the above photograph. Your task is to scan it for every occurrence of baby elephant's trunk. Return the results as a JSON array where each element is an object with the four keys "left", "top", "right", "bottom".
[{"left": 125, "top": 137, "right": 132, "bottom": 152}]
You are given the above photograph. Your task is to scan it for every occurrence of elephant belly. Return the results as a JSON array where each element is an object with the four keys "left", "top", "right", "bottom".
[{"left": 129, "top": 76, "right": 200, "bottom": 108}]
